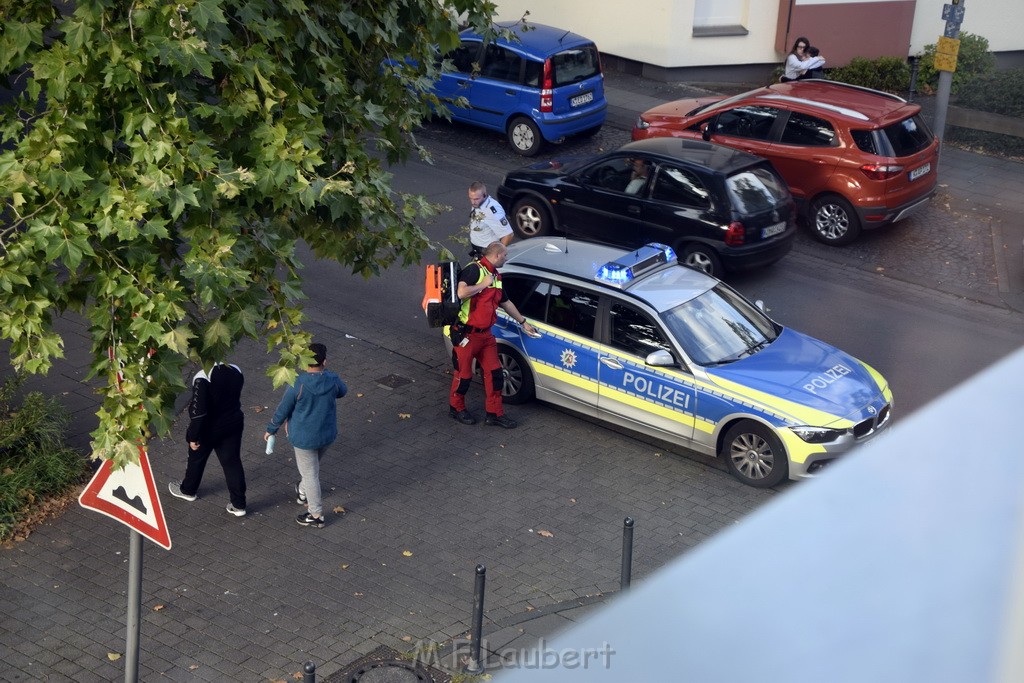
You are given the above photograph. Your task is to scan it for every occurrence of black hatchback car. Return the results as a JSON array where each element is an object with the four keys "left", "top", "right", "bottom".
[{"left": 496, "top": 138, "right": 797, "bottom": 277}]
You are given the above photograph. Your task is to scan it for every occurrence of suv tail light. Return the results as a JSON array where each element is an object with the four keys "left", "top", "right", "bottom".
[
  {"left": 859, "top": 163, "right": 904, "bottom": 181},
  {"left": 541, "top": 58, "right": 553, "bottom": 112},
  {"left": 725, "top": 221, "right": 746, "bottom": 246}
]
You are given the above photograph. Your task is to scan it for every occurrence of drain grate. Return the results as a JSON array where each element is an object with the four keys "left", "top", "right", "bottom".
[
  {"left": 324, "top": 645, "right": 444, "bottom": 683},
  {"left": 375, "top": 374, "right": 412, "bottom": 390}
]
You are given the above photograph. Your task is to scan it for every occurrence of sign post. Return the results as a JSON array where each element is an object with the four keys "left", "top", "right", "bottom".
[
  {"left": 933, "top": 1, "right": 967, "bottom": 142},
  {"left": 79, "top": 447, "right": 170, "bottom": 682}
]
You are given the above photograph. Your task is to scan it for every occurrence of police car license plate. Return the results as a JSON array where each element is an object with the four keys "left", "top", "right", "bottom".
[
  {"left": 570, "top": 92, "right": 594, "bottom": 107},
  {"left": 761, "top": 221, "right": 786, "bottom": 238},
  {"left": 909, "top": 163, "right": 931, "bottom": 181}
]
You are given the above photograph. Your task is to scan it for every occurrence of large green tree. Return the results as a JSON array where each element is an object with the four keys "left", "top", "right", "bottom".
[{"left": 0, "top": 0, "right": 496, "bottom": 467}]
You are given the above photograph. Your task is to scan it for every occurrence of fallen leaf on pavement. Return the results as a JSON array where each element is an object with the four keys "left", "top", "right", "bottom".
[
  {"left": 402, "top": 550, "right": 413, "bottom": 557},
  {"left": 333, "top": 505, "right": 346, "bottom": 514},
  {"left": 399, "top": 413, "right": 411, "bottom": 419},
  {"left": 107, "top": 653, "right": 121, "bottom": 661},
  {"left": 537, "top": 529, "right": 554, "bottom": 538},
  {"left": 340, "top": 564, "right": 349, "bottom": 570},
  {"left": 402, "top": 635, "right": 413, "bottom": 642},
  {"left": 152, "top": 604, "right": 164, "bottom": 611}
]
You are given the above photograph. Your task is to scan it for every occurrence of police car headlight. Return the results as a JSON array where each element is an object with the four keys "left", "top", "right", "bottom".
[{"left": 790, "top": 426, "right": 847, "bottom": 443}]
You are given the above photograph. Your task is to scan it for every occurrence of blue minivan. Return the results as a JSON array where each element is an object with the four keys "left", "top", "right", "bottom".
[{"left": 434, "top": 23, "right": 607, "bottom": 156}]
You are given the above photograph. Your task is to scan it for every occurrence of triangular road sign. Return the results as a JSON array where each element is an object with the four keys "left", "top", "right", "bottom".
[{"left": 79, "top": 446, "right": 171, "bottom": 550}]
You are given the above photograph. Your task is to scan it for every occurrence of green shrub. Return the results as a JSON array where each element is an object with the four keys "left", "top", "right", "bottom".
[
  {"left": 947, "top": 67, "right": 1024, "bottom": 157},
  {"left": 917, "top": 31, "right": 995, "bottom": 94},
  {"left": 827, "top": 56, "right": 911, "bottom": 94},
  {"left": 0, "top": 377, "right": 88, "bottom": 542}
]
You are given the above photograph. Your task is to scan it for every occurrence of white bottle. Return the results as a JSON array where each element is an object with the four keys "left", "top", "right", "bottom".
[{"left": 265, "top": 435, "right": 276, "bottom": 455}]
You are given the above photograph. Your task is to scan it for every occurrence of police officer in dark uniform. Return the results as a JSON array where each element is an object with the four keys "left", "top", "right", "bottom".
[{"left": 449, "top": 242, "right": 537, "bottom": 428}]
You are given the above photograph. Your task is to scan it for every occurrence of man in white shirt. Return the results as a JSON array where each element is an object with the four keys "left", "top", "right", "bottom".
[{"left": 468, "top": 181, "right": 513, "bottom": 257}]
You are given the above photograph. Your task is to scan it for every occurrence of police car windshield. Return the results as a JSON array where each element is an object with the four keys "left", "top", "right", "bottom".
[{"left": 661, "top": 285, "right": 779, "bottom": 366}]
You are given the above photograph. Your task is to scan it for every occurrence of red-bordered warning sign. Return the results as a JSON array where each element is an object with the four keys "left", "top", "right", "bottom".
[{"left": 79, "top": 446, "right": 171, "bottom": 550}]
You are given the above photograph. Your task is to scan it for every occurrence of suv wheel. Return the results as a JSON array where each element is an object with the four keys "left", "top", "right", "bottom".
[
  {"left": 508, "top": 117, "right": 542, "bottom": 157},
  {"left": 679, "top": 243, "right": 722, "bottom": 278},
  {"left": 512, "top": 197, "right": 552, "bottom": 238},
  {"left": 810, "top": 195, "right": 861, "bottom": 246},
  {"left": 722, "top": 420, "right": 788, "bottom": 488},
  {"left": 498, "top": 346, "right": 535, "bottom": 404}
]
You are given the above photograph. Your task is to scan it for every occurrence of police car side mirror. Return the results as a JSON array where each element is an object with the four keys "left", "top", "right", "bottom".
[{"left": 646, "top": 349, "right": 676, "bottom": 367}]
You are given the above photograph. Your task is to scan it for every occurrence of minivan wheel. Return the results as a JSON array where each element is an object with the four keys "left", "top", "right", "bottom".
[
  {"left": 722, "top": 420, "right": 789, "bottom": 488},
  {"left": 508, "top": 117, "right": 542, "bottom": 156},
  {"left": 680, "top": 244, "right": 722, "bottom": 278},
  {"left": 810, "top": 195, "right": 861, "bottom": 246},
  {"left": 512, "top": 197, "right": 552, "bottom": 238}
]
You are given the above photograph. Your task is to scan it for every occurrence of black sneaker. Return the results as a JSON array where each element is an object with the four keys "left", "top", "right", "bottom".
[
  {"left": 485, "top": 414, "right": 517, "bottom": 429},
  {"left": 296, "top": 512, "right": 324, "bottom": 528},
  {"left": 294, "top": 482, "right": 307, "bottom": 505},
  {"left": 449, "top": 407, "right": 476, "bottom": 425}
]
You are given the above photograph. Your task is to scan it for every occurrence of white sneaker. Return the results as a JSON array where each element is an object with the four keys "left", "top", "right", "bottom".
[
  {"left": 168, "top": 482, "right": 196, "bottom": 502},
  {"left": 226, "top": 504, "right": 246, "bottom": 517}
]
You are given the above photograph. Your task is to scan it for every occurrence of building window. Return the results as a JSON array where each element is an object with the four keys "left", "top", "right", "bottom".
[{"left": 693, "top": 0, "right": 749, "bottom": 37}]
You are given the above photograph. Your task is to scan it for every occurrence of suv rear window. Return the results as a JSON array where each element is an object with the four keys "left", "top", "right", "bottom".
[{"left": 882, "top": 115, "right": 934, "bottom": 157}]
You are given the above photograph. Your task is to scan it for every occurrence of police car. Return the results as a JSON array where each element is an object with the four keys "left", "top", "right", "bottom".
[{"left": 489, "top": 239, "right": 892, "bottom": 487}]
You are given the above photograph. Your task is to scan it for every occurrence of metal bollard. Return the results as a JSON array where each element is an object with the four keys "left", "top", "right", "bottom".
[
  {"left": 621, "top": 517, "right": 634, "bottom": 590},
  {"left": 907, "top": 55, "right": 920, "bottom": 102},
  {"left": 303, "top": 660, "right": 315, "bottom": 683},
  {"left": 464, "top": 564, "right": 487, "bottom": 675}
]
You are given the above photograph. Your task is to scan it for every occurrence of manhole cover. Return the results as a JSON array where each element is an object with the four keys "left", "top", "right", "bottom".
[
  {"left": 350, "top": 659, "right": 432, "bottom": 683},
  {"left": 375, "top": 374, "right": 412, "bottom": 390}
]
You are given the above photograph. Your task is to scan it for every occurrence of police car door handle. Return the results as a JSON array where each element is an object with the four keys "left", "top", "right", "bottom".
[{"left": 599, "top": 356, "right": 624, "bottom": 370}]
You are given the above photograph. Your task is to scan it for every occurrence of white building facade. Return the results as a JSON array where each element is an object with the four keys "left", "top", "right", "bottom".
[{"left": 493, "top": 0, "right": 1024, "bottom": 81}]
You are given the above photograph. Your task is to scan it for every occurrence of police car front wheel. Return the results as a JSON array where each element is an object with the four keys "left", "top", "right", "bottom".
[
  {"left": 498, "top": 346, "right": 534, "bottom": 405},
  {"left": 722, "top": 421, "right": 788, "bottom": 488}
]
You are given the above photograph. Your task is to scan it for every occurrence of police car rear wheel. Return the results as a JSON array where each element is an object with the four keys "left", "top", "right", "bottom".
[
  {"left": 498, "top": 347, "right": 534, "bottom": 405},
  {"left": 722, "top": 421, "right": 788, "bottom": 488}
]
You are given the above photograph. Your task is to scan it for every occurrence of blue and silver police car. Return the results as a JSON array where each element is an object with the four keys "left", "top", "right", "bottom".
[{"left": 490, "top": 239, "right": 893, "bottom": 487}]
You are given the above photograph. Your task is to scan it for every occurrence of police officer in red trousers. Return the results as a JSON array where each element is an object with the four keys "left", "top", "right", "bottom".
[{"left": 449, "top": 241, "right": 537, "bottom": 428}]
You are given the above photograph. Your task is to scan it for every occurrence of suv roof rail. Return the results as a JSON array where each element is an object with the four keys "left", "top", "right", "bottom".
[{"left": 770, "top": 79, "right": 907, "bottom": 104}]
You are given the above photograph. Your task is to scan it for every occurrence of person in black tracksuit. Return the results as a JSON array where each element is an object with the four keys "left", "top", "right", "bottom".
[{"left": 168, "top": 363, "right": 247, "bottom": 516}]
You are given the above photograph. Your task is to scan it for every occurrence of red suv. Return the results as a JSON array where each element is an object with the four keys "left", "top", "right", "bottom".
[{"left": 632, "top": 81, "right": 939, "bottom": 245}]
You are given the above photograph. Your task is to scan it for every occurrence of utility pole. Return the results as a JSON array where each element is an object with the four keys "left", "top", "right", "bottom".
[{"left": 932, "top": 1, "right": 966, "bottom": 143}]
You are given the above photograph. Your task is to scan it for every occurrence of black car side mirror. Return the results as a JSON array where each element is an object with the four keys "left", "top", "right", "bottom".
[{"left": 701, "top": 121, "right": 713, "bottom": 142}]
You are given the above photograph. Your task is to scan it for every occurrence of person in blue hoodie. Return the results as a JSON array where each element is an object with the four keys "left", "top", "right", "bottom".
[{"left": 264, "top": 343, "right": 347, "bottom": 528}]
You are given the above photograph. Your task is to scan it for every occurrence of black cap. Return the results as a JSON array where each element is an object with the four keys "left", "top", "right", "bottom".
[{"left": 309, "top": 343, "right": 327, "bottom": 367}]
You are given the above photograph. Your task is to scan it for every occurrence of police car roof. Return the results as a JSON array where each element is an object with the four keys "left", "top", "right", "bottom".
[{"left": 503, "top": 239, "right": 717, "bottom": 312}]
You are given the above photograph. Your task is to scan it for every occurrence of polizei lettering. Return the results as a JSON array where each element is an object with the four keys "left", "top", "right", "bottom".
[
  {"left": 622, "top": 371, "right": 691, "bottom": 410},
  {"left": 803, "top": 364, "right": 852, "bottom": 394}
]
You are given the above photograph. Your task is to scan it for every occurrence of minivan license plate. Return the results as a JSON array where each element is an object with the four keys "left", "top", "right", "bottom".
[
  {"left": 761, "top": 221, "right": 786, "bottom": 238},
  {"left": 909, "top": 163, "right": 931, "bottom": 181},
  {"left": 570, "top": 92, "right": 594, "bottom": 107}
]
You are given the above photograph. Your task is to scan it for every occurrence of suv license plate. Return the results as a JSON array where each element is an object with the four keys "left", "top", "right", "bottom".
[
  {"left": 909, "top": 163, "right": 931, "bottom": 181},
  {"left": 570, "top": 92, "right": 594, "bottom": 107},
  {"left": 761, "top": 221, "right": 786, "bottom": 238}
]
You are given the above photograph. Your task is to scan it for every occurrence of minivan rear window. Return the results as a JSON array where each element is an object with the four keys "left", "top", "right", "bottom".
[
  {"left": 551, "top": 45, "right": 601, "bottom": 86},
  {"left": 883, "top": 115, "right": 934, "bottom": 157}
]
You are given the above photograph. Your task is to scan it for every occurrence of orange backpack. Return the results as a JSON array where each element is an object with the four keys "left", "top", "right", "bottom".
[{"left": 422, "top": 261, "right": 462, "bottom": 328}]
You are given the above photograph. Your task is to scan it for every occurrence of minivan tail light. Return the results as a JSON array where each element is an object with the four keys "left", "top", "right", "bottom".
[
  {"left": 860, "top": 163, "right": 904, "bottom": 181},
  {"left": 725, "top": 221, "right": 745, "bottom": 246},
  {"left": 541, "top": 58, "right": 553, "bottom": 112}
]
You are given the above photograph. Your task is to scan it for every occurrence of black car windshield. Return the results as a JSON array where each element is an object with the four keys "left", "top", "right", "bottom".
[{"left": 661, "top": 284, "right": 779, "bottom": 366}]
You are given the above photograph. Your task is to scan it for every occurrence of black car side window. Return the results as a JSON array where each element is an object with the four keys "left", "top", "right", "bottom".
[
  {"left": 714, "top": 105, "right": 779, "bottom": 141},
  {"left": 608, "top": 302, "right": 672, "bottom": 359},
  {"left": 650, "top": 165, "right": 711, "bottom": 209},
  {"left": 779, "top": 111, "right": 836, "bottom": 147},
  {"left": 480, "top": 44, "right": 523, "bottom": 83},
  {"left": 581, "top": 158, "right": 632, "bottom": 193}
]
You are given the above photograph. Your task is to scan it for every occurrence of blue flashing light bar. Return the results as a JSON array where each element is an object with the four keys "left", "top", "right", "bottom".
[{"left": 595, "top": 243, "right": 677, "bottom": 287}]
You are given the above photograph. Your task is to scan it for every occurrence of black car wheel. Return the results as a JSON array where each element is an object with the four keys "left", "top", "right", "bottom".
[
  {"left": 810, "top": 194, "right": 861, "bottom": 246},
  {"left": 498, "top": 346, "right": 534, "bottom": 404},
  {"left": 721, "top": 420, "right": 788, "bottom": 488},
  {"left": 508, "top": 116, "right": 542, "bottom": 157},
  {"left": 512, "top": 197, "right": 552, "bottom": 238},
  {"left": 680, "top": 243, "right": 723, "bottom": 278}
]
